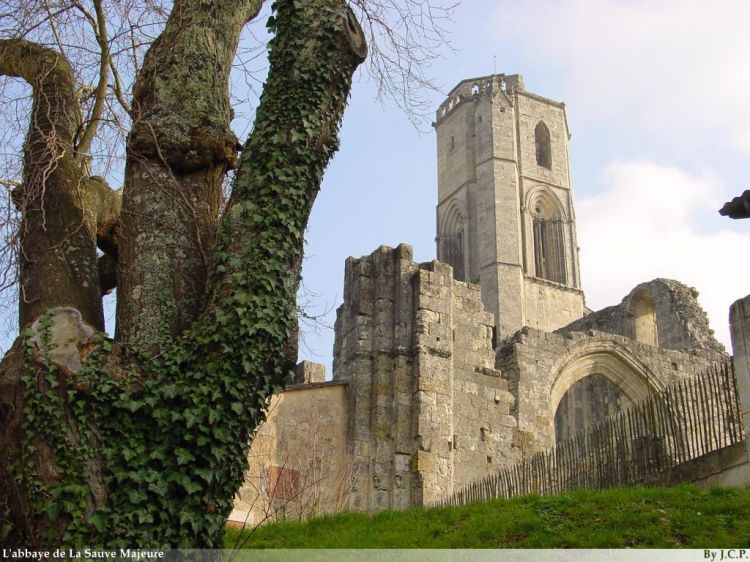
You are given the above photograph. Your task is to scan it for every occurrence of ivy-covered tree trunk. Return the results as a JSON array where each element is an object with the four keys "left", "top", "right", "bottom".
[{"left": 0, "top": 0, "right": 365, "bottom": 547}]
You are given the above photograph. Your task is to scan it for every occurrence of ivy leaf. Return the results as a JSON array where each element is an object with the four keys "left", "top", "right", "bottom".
[
  {"left": 175, "top": 448, "right": 194, "bottom": 466},
  {"left": 148, "top": 479, "right": 168, "bottom": 495},
  {"left": 181, "top": 476, "right": 202, "bottom": 495},
  {"left": 46, "top": 502, "right": 61, "bottom": 521},
  {"left": 195, "top": 467, "right": 213, "bottom": 483},
  {"left": 90, "top": 511, "right": 107, "bottom": 533}
]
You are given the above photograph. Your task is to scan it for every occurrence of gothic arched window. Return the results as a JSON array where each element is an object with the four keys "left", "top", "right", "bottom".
[
  {"left": 535, "top": 121, "right": 552, "bottom": 169},
  {"left": 532, "top": 195, "right": 566, "bottom": 284},
  {"left": 440, "top": 203, "right": 466, "bottom": 281}
]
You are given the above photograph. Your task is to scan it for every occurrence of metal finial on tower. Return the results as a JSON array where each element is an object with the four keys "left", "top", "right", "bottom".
[{"left": 493, "top": 55, "right": 497, "bottom": 75}]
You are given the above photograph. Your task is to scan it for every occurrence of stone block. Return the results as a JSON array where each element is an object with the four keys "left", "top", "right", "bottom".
[
  {"left": 294, "top": 360, "right": 326, "bottom": 384},
  {"left": 414, "top": 451, "right": 436, "bottom": 473}
]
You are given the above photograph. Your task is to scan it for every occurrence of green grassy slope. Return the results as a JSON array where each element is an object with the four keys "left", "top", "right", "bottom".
[{"left": 225, "top": 485, "right": 750, "bottom": 548}]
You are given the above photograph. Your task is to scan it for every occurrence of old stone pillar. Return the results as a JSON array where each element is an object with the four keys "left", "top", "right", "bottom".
[{"left": 730, "top": 294, "right": 750, "bottom": 445}]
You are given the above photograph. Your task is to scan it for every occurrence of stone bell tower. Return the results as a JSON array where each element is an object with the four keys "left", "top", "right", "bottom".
[{"left": 435, "top": 74, "right": 585, "bottom": 338}]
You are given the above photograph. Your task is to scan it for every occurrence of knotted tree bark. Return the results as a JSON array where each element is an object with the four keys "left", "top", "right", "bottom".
[{"left": 0, "top": 0, "right": 366, "bottom": 547}]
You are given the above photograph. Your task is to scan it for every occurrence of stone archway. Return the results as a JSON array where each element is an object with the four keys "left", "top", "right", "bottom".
[
  {"left": 554, "top": 374, "right": 632, "bottom": 443},
  {"left": 548, "top": 342, "right": 663, "bottom": 443}
]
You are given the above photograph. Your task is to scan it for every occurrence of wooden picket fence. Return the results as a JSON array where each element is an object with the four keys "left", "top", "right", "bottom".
[{"left": 436, "top": 362, "right": 742, "bottom": 507}]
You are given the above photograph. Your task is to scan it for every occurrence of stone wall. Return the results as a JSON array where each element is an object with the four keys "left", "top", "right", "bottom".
[
  {"left": 232, "top": 379, "right": 350, "bottom": 527},
  {"left": 333, "top": 244, "right": 521, "bottom": 511},
  {"left": 730, "top": 294, "right": 750, "bottom": 475},
  {"left": 668, "top": 442, "right": 749, "bottom": 489},
  {"left": 292, "top": 360, "right": 326, "bottom": 384},
  {"left": 559, "top": 279, "right": 726, "bottom": 354},
  {"left": 496, "top": 326, "right": 728, "bottom": 453},
  {"left": 522, "top": 277, "right": 586, "bottom": 334},
  {"left": 236, "top": 250, "right": 734, "bottom": 521},
  {"left": 332, "top": 244, "right": 420, "bottom": 512}
]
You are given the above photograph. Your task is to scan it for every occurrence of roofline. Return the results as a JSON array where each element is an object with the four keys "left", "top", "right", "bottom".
[{"left": 283, "top": 380, "right": 348, "bottom": 392}]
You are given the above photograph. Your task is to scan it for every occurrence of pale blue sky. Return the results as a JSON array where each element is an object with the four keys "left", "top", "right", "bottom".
[
  {"left": 3, "top": 1, "right": 749, "bottom": 372},
  {"left": 297, "top": 0, "right": 750, "bottom": 375}
]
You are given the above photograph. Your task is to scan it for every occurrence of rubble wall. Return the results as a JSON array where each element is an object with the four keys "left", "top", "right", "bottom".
[
  {"left": 496, "top": 327, "right": 728, "bottom": 453},
  {"left": 558, "top": 279, "right": 725, "bottom": 354},
  {"left": 333, "top": 244, "right": 521, "bottom": 511}
]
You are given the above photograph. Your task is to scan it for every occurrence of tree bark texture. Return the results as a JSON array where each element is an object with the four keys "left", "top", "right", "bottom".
[
  {"left": 0, "top": 40, "right": 103, "bottom": 331},
  {"left": 116, "top": 0, "right": 264, "bottom": 351},
  {"left": 0, "top": 0, "right": 365, "bottom": 547}
]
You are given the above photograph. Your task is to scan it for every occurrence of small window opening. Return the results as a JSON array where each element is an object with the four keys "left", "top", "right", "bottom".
[
  {"left": 631, "top": 291, "right": 658, "bottom": 347},
  {"left": 266, "top": 466, "right": 300, "bottom": 500},
  {"left": 535, "top": 121, "right": 552, "bottom": 169}
]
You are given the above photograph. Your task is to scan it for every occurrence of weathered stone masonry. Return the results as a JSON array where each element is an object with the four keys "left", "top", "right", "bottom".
[
  {"left": 235, "top": 74, "right": 740, "bottom": 523},
  {"left": 497, "top": 326, "right": 726, "bottom": 455},
  {"left": 329, "top": 244, "right": 727, "bottom": 506},
  {"left": 332, "top": 244, "right": 520, "bottom": 510}
]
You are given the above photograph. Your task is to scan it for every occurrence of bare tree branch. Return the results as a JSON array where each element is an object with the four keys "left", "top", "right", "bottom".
[{"left": 70, "top": 0, "right": 110, "bottom": 162}]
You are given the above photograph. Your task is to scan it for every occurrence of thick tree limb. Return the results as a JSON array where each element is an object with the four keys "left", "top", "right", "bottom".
[
  {"left": 85, "top": 175, "right": 121, "bottom": 257},
  {"left": 181, "top": 0, "right": 366, "bottom": 529},
  {"left": 116, "top": 0, "right": 266, "bottom": 351},
  {"left": 0, "top": 39, "right": 103, "bottom": 330}
]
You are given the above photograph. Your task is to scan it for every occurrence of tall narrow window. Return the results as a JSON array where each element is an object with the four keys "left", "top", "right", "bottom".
[
  {"left": 535, "top": 121, "right": 552, "bottom": 169},
  {"left": 444, "top": 230, "right": 465, "bottom": 281},
  {"left": 532, "top": 197, "right": 566, "bottom": 284},
  {"left": 439, "top": 203, "right": 467, "bottom": 281}
]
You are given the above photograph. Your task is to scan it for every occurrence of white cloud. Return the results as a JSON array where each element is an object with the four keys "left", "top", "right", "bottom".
[
  {"left": 733, "top": 129, "right": 750, "bottom": 153},
  {"left": 493, "top": 0, "right": 750, "bottom": 147},
  {"left": 577, "top": 160, "right": 750, "bottom": 349},
  {"left": 489, "top": 1, "right": 750, "bottom": 348}
]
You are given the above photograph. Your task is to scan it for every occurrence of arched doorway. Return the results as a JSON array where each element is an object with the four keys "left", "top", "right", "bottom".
[
  {"left": 549, "top": 346, "right": 660, "bottom": 444},
  {"left": 554, "top": 374, "right": 633, "bottom": 443}
]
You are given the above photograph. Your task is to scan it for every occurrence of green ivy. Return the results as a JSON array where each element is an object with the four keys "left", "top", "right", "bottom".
[
  {"left": 13, "top": 314, "right": 113, "bottom": 546},
  {"left": 9, "top": 0, "right": 362, "bottom": 548}
]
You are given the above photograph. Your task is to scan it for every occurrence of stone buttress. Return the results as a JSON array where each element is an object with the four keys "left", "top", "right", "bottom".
[{"left": 333, "top": 244, "right": 520, "bottom": 511}]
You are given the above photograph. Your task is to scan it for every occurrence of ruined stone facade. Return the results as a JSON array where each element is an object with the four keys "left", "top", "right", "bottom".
[
  {"left": 234, "top": 75, "right": 736, "bottom": 524},
  {"left": 332, "top": 245, "right": 519, "bottom": 510}
]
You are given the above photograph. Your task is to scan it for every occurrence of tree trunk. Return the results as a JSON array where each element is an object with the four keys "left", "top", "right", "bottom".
[
  {"left": 0, "top": 42, "right": 106, "bottom": 546},
  {"left": 0, "top": 0, "right": 365, "bottom": 547},
  {"left": 116, "top": 0, "right": 263, "bottom": 352},
  {"left": 0, "top": 40, "right": 103, "bottom": 331}
]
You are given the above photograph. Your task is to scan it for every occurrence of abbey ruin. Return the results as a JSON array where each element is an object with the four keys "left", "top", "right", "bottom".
[{"left": 231, "top": 74, "right": 750, "bottom": 525}]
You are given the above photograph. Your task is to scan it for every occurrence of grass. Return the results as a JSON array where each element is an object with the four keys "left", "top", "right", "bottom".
[{"left": 225, "top": 485, "right": 750, "bottom": 548}]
